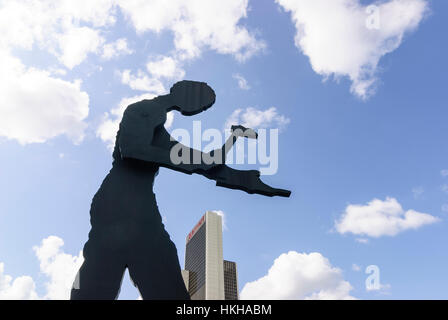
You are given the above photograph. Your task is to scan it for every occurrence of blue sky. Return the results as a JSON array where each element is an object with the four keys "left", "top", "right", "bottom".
[{"left": 0, "top": 0, "right": 447, "bottom": 299}]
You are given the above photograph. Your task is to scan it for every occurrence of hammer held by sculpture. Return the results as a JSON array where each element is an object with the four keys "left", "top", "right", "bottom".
[{"left": 71, "top": 80, "right": 290, "bottom": 300}]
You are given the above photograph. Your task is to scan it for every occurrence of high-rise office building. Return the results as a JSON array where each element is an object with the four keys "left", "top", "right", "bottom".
[
  {"left": 183, "top": 211, "right": 238, "bottom": 300},
  {"left": 223, "top": 260, "right": 239, "bottom": 300}
]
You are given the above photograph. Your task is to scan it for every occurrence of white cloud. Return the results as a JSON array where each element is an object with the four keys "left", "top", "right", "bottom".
[
  {"left": 33, "top": 236, "right": 84, "bottom": 300},
  {"left": 0, "top": 0, "right": 120, "bottom": 144},
  {"left": 119, "top": 69, "right": 166, "bottom": 93},
  {"left": 0, "top": 1, "right": 266, "bottom": 147},
  {"left": 57, "top": 27, "right": 104, "bottom": 69},
  {"left": 0, "top": 51, "right": 89, "bottom": 144},
  {"left": 48, "top": 67, "right": 68, "bottom": 76},
  {"left": 117, "top": 0, "right": 265, "bottom": 61},
  {"left": 233, "top": 73, "right": 251, "bottom": 90},
  {"left": 356, "top": 238, "right": 369, "bottom": 244},
  {"left": 112, "top": 0, "right": 263, "bottom": 117},
  {"left": 102, "top": 38, "right": 133, "bottom": 60},
  {"left": 116, "top": 55, "right": 183, "bottom": 119},
  {"left": 0, "top": 263, "right": 39, "bottom": 300},
  {"left": 97, "top": 93, "right": 174, "bottom": 150},
  {"left": 441, "top": 170, "right": 448, "bottom": 177},
  {"left": 146, "top": 56, "right": 185, "bottom": 80},
  {"left": 225, "top": 107, "right": 290, "bottom": 130},
  {"left": 240, "top": 251, "right": 355, "bottom": 300},
  {"left": 276, "top": 0, "right": 428, "bottom": 99},
  {"left": 0, "top": 0, "right": 116, "bottom": 67},
  {"left": 1, "top": 0, "right": 263, "bottom": 66},
  {"left": 54, "top": 0, "right": 117, "bottom": 27},
  {"left": 335, "top": 197, "right": 439, "bottom": 238},
  {"left": 0, "top": 235, "right": 82, "bottom": 300},
  {"left": 213, "top": 210, "right": 228, "bottom": 231}
]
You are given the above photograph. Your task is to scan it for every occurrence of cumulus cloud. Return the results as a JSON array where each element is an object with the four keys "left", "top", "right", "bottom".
[
  {"left": 0, "top": 0, "right": 116, "bottom": 68},
  {"left": 97, "top": 93, "right": 174, "bottom": 150},
  {"left": 102, "top": 38, "right": 134, "bottom": 60},
  {"left": 0, "top": 0, "right": 117, "bottom": 144},
  {"left": 276, "top": 0, "right": 428, "bottom": 99},
  {"left": 119, "top": 69, "right": 166, "bottom": 93},
  {"left": 0, "top": 236, "right": 83, "bottom": 300},
  {"left": 225, "top": 107, "right": 290, "bottom": 130},
  {"left": 0, "top": 264, "right": 38, "bottom": 300},
  {"left": 33, "top": 236, "right": 84, "bottom": 300},
  {"left": 1, "top": 0, "right": 263, "bottom": 65},
  {"left": 57, "top": 27, "right": 104, "bottom": 69},
  {"left": 117, "top": 0, "right": 265, "bottom": 61},
  {"left": 233, "top": 73, "right": 251, "bottom": 90},
  {"left": 146, "top": 56, "right": 185, "bottom": 80},
  {"left": 335, "top": 197, "right": 439, "bottom": 238},
  {"left": 114, "top": 0, "right": 262, "bottom": 111},
  {"left": 240, "top": 251, "right": 355, "bottom": 300},
  {"left": 117, "top": 55, "right": 185, "bottom": 96},
  {"left": 0, "top": 51, "right": 89, "bottom": 144},
  {"left": 0, "top": 1, "right": 265, "bottom": 146}
]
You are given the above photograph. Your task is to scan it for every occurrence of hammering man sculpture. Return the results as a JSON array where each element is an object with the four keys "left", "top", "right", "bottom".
[{"left": 71, "top": 80, "right": 290, "bottom": 300}]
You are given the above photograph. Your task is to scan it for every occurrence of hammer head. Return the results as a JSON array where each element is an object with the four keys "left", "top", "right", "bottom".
[{"left": 231, "top": 124, "right": 258, "bottom": 139}]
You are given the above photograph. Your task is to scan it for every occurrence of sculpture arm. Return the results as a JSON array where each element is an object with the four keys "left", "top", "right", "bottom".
[
  {"left": 117, "top": 107, "right": 219, "bottom": 175},
  {"left": 151, "top": 126, "right": 290, "bottom": 197},
  {"left": 148, "top": 126, "right": 222, "bottom": 175},
  {"left": 205, "top": 165, "right": 291, "bottom": 197}
]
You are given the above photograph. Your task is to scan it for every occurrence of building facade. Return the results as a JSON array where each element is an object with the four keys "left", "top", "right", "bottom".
[
  {"left": 223, "top": 260, "right": 239, "bottom": 300},
  {"left": 183, "top": 211, "right": 238, "bottom": 300}
]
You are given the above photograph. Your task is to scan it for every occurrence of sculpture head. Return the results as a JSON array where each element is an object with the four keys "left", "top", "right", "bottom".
[{"left": 169, "top": 80, "right": 216, "bottom": 116}]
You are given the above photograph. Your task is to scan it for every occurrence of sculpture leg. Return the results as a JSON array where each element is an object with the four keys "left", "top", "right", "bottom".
[
  {"left": 70, "top": 239, "right": 126, "bottom": 300},
  {"left": 127, "top": 230, "right": 190, "bottom": 300}
]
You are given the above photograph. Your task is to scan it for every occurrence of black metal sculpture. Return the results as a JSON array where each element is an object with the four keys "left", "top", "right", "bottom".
[{"left": 71, "top": 80, "right": 290, "bottom": 300}]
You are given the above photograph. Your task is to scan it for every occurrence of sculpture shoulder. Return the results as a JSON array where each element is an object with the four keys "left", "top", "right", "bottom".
[{"left": 122, "top": 99, "right": 166, "bottom": 126}]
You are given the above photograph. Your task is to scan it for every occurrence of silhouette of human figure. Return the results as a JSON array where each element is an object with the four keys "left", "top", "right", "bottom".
[{"left": 71, "top": 81, "right": 290, "bottom": 300}]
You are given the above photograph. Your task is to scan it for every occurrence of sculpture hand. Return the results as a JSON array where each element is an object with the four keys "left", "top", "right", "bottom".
[{"left": 207, "top": 165, "right": 291, "bottom": 198}]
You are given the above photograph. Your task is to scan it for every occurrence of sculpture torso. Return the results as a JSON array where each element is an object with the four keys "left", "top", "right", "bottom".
[{"left": 89, "top": 100, "right": 167, "bottom": 228}]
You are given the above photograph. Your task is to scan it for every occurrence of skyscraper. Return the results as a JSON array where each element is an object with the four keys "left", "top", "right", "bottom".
[
  {"left": 183, "top": 211, "right": 238, "bottom": 300},
  {"left": 223, "top": 260, "right": 239, "bottom": 300}
]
